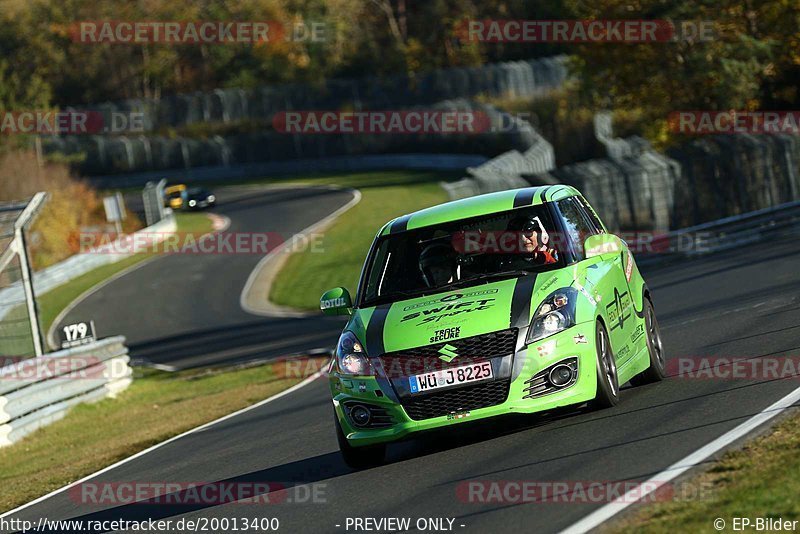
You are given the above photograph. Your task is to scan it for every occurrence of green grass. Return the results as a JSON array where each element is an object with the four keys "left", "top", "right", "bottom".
[
  {"left": 0, "top": 359, "right": 322, "bottom": 513},
  {"left": 266, "top": 171, "right": 451, "bottom": 309},
  {"left": 608, "top": 414, "right": 800, "bottom": 533},
  {"left": 0, "top": 212, "right": 213, "bottom": 357},
  {"left": 0, "top": 305, "right": 34, "bottom": 357}
]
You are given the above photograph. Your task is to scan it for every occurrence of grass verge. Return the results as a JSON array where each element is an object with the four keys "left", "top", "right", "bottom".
[
  {"left": 608, "top": 411, "right": 800, "bottom": 532},
  {"left": 0, "top": 359, "right": 323, "bottom": 513},
  {"left": 267, "top": 171, "right": 451, "bottom": 309}
]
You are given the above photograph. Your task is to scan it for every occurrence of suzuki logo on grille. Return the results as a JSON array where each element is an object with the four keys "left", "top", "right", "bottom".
[{"left": 438, "top": 344, "right": 459, "bottom": 362}]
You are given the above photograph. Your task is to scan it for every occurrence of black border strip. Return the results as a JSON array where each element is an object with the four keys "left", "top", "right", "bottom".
[
  {"left": 513, "top": 189, "right": 537, "bottom": 208},
  {"left": 389, "top": 214, "right": 411, "bottom": 234}
]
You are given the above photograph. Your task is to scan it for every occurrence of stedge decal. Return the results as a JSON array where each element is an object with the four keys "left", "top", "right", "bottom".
[
  {"left": 400, "top": 299, "right": 496, "bottom": 326},
  {"left": 606, "top": 287, "right": 632, "bottom": 331}
]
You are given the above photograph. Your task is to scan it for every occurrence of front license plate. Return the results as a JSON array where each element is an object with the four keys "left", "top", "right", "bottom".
[{"left": 408, "top": 361, "right": 493, "bottom": 394}]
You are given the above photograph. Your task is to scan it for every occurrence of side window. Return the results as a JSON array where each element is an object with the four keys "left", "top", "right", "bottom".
[
  {"left": 577, "top": 196, "right": 605, "bottom": 234},
  {"left": 557, "top": 197, "right": 597, "bottom": 261}
]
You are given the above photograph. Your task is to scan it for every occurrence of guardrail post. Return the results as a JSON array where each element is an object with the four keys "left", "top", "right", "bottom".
[
  {"left": 13, "top": 230, "right": 43, "bottom": 357},
  {"left": 11, "top": 192, "right": 48, "bottom": 357}
]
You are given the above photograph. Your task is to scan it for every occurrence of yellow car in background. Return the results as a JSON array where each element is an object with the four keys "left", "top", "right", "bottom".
[{"left": 164, "top": 184, "right": 187, "bottom": 209}]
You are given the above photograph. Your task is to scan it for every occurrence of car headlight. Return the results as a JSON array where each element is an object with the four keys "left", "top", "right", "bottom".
[
  {"left": 527, "top": 287, "right": 578, "bottom": 344},
  {"left": 335, "top": 331, "right": 371, "bottom": 376}
]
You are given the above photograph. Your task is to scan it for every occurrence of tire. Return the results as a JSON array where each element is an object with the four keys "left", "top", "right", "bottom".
[
  {"left": 335, "top": 412, "right": 386, "bottom": 469},
  {"left": 631, "top": 298, "right": 667, "bottom": 386},
  {"left": 592, "top": 322, "right": 620, "bottom": 408}
]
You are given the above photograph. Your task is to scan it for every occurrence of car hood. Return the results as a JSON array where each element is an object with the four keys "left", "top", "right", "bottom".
[{"left": 350, "top": 270, "right": 573, "bottom": 355}]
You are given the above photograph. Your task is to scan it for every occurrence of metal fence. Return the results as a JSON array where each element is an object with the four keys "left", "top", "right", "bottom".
[
  {"left": 43, "top": 99, "right": 546, "bottom": 177},
  {"left": 0, "top": 195, "right": 48, "bottom": 362},
  {"left": 59, "top": 55, "right": 569, "bottom": 133}
]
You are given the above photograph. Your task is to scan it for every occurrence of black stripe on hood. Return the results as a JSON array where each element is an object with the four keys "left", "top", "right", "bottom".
[
  {"left": 510, "top": 274, "right": 538, "bottom": 328},
  {"left": 365, "top": 303, "right": 392, "bottom": 356}
]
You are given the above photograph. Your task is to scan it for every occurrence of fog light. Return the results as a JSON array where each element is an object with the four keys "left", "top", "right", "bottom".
[
  {"left": 350, "top": 405, "right": 371, "bottom": 427},
  {"left": 549, "top": 364, "right": 574, "bottom": 387}
]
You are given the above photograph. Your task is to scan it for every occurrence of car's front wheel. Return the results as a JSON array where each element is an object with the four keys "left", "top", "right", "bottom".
[
  {"left": 334, "top": 412, "right": 386, "bottom": 469},
  {"left": 592, "top": 322, "right": 620, "bottom": 408},
  {"left": 631, "top": 298, "right": 666, "bottom": 386}
]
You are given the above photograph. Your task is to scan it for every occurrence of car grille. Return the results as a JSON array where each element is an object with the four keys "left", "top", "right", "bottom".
[
  {"left": 380, "top": 328, "right": 518, "bottom": 367},
  {"left": 401, "top": 379, "right": 511, "bottom": 421}
]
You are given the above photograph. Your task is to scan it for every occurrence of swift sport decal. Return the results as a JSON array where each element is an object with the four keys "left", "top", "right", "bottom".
[
  {"left": 400, "top": 298, "right": 497, "bottom": 326},
  {"left": 402, "top": 289, "right": 498, "bottom": 312}
]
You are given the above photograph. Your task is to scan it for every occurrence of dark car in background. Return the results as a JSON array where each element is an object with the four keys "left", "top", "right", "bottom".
[{"left": 183, "top": 187, "right": 216, "bottom": 210}]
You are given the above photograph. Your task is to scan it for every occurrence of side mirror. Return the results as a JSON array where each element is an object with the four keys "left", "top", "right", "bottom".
[
  {"left": 320, "top": 287, "right": 353, "bottom": 316},
  {"left": 585, "top": 233, "right": 623, "bottom": 258}
]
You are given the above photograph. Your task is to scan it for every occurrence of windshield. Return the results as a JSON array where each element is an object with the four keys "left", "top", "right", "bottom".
[{"left": 359, "top": 205, "right": 563, "bottom": 307}]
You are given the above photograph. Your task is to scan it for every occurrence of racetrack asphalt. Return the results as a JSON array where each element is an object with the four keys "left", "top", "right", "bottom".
[
  {"left": 53, "top": 186, "right": 355, "bottom": 370},
  {"left": 9, "top": 196, "right": 800, "bottom": 533}
]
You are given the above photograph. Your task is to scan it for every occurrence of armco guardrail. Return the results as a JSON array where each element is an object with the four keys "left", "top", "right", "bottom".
[
  {"left": 0, "top": 214, "right": 176, "bottom": 323},
  {"left": 0, "top": 336, "right": 131, "bottom": 446},
  {"left": 634, "top": 199, "right": 800, "bottom": 266}
]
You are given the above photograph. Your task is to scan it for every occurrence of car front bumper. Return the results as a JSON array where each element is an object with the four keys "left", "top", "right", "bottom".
[{"left": 331, "top": 321, "right": 599, "bottom": 447}]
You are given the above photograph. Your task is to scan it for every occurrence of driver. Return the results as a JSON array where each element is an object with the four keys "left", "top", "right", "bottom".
[
  {"left": 418, "top": 242, "right": 457, "bottom": 287},
  {"left": 507, "top": 215, "right": 558, "bottom": 265}
]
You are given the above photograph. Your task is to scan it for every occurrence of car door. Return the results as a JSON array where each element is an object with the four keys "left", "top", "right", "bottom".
[{"left": 556, "top": 196, "right": 637, "bottom": 365}]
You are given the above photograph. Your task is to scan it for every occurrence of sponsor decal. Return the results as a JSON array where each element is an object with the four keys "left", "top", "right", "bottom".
[
  {"left": 430, "top": 327, "right": 461, "bottom": 344},
  {"left": 631, "top": 323, "right": 645, "bottom": 345},
  {"left": 320, "top": 297, "right": 347, "bottom": 310},
  {"left": 574, "top": 283, "right": 596, "bottom": 305},
  {"left": 625, "top": 250, "right": 634, "bottom": 282},
  {"left": 437, "top": 344, "right": 459, "bottom": 363},
  {"left": 617, "top": 345, "right": 631, "bottom": 359},
  {"left": 536, "top": 340, "right": 556, "bottom": 357},
  {"left": 402, "top": 289, "right": 498, "bottom": 311},
  {"left": 447, "top": 411, "right": 471, "bottom": 420},
  {"left": 400, "top": 299, "right": 496, "bottom": 326},
  {"left": 539, "top": 276, "right": 558, "bottom": 293},
  {"left": 606, "top": 288, "right": 632, "bottom": 331},
  {"left": 573, "top": 334, "right": 588, "bottom": 345}
]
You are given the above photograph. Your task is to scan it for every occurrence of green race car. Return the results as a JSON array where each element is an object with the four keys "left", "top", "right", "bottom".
[{"left": 320, "top": 185, "right": 665, "bottom": 468}]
